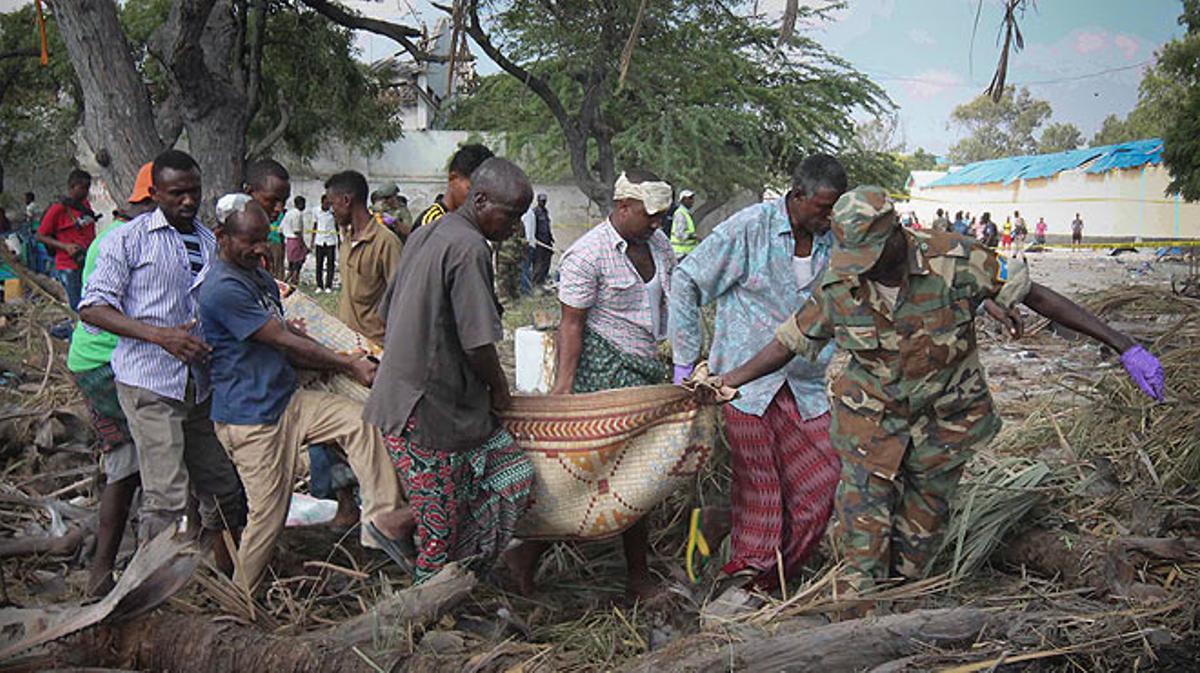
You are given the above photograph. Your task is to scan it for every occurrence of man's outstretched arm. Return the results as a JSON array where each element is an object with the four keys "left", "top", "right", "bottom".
[{"left": 1023, "top": 282, "right": 1163, "bottom": 400}]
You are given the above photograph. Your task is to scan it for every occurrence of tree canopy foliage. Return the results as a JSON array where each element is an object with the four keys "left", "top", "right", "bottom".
[
  {"left": 1153, "top": 0, "right": 1200, "bottom": 199},
  {"left": 947, "top": 86, "right": 1050, "bottom": 162},
  {"left": 0, "top": 5, "right": 77, "bottom": 199},
  {"left": 1, "top": 0, "right": 404, "bottom": 205},
  {"left": 447, "top": 0, "right": 892, "bottom": 213},
  {"left": 1089, "top": 64, "right": 1177, "bottom": 147},
  {"left": 1037, "top": 121, "right": 1083, "bottom": 154},
  {"left": 948, "top": 86, "right": 1092, "bottom": 162}
]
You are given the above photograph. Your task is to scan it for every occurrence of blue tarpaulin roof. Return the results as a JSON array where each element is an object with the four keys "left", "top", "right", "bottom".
[{"left": 926, "top": 138, "right": 1163, "bottom": 188}]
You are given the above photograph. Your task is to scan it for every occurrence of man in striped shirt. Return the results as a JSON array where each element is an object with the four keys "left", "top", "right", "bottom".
[{"left": 79, "top": 150, "right": 247, "bottom": 567}]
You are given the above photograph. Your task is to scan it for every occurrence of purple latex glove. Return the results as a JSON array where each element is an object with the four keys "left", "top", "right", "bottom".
[
  {"left": 1120, "top": 344, "right": 1165, "bottom": 401},
  {"left": 673, "top": 364, "right": 696, "bottom": 385}
]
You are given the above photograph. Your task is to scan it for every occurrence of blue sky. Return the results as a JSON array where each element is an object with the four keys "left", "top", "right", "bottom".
[
  {"left": 347, "top": 0, "right": 1186, "bottom": 155},
  {"left": 5, "top": 0, "right": 1182, "bottom": 155},
  {"left": 798, "top": 0, "right": 1186, "bottom": 154}
]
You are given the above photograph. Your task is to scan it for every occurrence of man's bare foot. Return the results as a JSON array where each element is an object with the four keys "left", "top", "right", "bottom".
[
  {"left": 87, "top": 567, "right": 116, "bottom": 597},
  {"left": 626, "top": 571, "right": 664, "bottom": 603},
  {"left": 332, "top": 487, "right": 361, "bottom": 529},
  {"left": 502, "top": 541, "right": 547, "bottom": 596},
  {"left": 370, "top": 506, "right": 414, "bottom": 542}
]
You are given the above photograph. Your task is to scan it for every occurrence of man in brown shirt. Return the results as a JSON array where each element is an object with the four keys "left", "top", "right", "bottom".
[
  {"left": 364, "top": 157, "right": 535, "bottom": 584},
  {"left": 326, "top": 170, "right": 403, "bottom": 344}
]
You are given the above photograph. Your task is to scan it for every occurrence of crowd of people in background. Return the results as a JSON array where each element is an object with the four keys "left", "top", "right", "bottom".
[{"left": 899, "top": 206, "right": 1085, "bottom": 251}]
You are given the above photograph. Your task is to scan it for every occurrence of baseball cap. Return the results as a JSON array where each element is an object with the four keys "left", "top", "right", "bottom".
[
  {"left": 680, "top": 189, "right": 695, "bottom": 199},
  {"left": 829, "top": 185, "right": 898, "bottom": 275},
  {"left": 376, "top": 183, "right": 399, "bottom": 198},
  {"left": 128, "top": 162, "right": 154, "bottom": 204}
]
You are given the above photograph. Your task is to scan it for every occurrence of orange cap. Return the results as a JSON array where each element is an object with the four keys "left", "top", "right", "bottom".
[{"left": 128, "top": 162, "right": 154, "bottom": 204}]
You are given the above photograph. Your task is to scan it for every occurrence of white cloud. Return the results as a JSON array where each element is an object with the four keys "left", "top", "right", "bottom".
[
  {"left": 1073, "top": 30, "right": 1108, "bottom": 55},
  {"left": 900, "top": 69, "right": 963, "bottom": 100},
  {"left": 908, "top": 28, "right": 936, "bottom": 46},
  {"left": 1114, "top": 34, "right": 1141, "bottom": 60}
]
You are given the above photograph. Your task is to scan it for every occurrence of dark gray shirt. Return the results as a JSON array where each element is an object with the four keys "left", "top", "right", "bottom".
[{"left": 363, "top": 212, "right": 504, "bottom": 452}]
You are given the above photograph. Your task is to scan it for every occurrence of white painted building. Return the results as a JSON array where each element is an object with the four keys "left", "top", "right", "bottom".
[{"left": 906, "top": 139, "right": 1198, "bottom": 240}]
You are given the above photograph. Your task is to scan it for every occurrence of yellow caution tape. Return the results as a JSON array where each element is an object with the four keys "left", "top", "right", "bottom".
[{"left": 1016, "top": 239, "right": 1200, "bottom": 250}]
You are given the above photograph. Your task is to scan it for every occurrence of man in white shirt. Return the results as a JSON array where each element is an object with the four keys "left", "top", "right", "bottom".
[
  {"left": 279, "top": 196, "right": 311, "bottom": 286},
  {"left": 312, "top": 195, "right": 339, "bottom": 293}
]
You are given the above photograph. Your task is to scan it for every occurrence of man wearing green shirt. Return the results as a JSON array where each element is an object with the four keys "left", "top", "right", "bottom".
[{"left": 67, "top": 162, "right": 157, "bottom": 596}]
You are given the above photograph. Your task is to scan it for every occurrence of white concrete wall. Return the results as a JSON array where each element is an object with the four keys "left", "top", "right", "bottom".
[
  {"left": 281, "top": 130, "right": 759, "bottom": 237},
  {"left": 907, "top": 164, "right": 1198, "bottom": 240},
  {"left": 283, "top": 130, "right": 602, "bottom": 226}
]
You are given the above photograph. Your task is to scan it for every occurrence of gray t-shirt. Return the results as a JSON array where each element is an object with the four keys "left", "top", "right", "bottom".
[{"left": 363, "top": 212, "right": 504, "bottom": 452}]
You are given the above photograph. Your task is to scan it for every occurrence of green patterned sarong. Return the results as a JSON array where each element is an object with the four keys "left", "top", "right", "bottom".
[{"left": 573, "top": 328, "right": 669, "bottom": 393}]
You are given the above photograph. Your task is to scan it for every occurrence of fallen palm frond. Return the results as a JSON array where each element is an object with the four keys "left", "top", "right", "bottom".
[{"left": 932, "top": 456, "right": 1057, "bottom": 578}]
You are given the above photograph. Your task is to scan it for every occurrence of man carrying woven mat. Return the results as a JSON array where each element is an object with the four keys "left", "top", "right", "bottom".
[
  {"left": 365, "top": 158, "right": 536, "bottom": 584},
  {"left": 505, "top": 169, "right": 676, "bottom": 602},
  {"left": 669, "top": 155, "right": 847, "bottom": 595}
]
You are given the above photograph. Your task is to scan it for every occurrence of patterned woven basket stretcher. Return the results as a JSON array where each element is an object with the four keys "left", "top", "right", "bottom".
[{"left": 281, "top": 292, "right": 717, "bottom": 540}]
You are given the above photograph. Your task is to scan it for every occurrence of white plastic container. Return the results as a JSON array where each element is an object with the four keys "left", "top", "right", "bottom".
[{"left": 514, "top": 326, "right": 557, "bottom": 393}]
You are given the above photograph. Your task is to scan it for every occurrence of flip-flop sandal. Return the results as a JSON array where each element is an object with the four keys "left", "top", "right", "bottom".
[
  {"left": 366, "top": 521, "right": 416, "bottom": 575},
  {"left": 685, "top": 507, "right": 712, "bottom": 584}
]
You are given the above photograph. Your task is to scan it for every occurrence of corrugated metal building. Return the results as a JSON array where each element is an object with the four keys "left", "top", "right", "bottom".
[{"left": 905, "top": 139, "right": 1198, "bottom": 240}]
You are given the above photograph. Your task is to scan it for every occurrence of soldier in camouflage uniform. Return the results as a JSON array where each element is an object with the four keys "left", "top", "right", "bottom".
[
  {"left": 716, "top": 185, "right": 1166, "bottom": 594},
  {"left": 495, "top": 219, "right": 527, "bottom": 302}
]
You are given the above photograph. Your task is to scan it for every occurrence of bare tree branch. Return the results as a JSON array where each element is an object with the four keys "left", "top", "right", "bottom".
[
  {"left": 244, "top": 0, "right": 267, "bottom": 121},
  {"left": 246, "top": 92, "right": 291, "bottom": 159},
  {"left": 453, "top": 0, "right": 611, "bottom": 204},
  {"left": 299, "top": 0, "right": 447, "bottom": 63}
]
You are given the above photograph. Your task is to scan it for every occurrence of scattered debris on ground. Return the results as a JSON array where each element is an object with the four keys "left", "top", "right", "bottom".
[{"left": 1, "top": 256, "right": 1198, "bottom": 671}]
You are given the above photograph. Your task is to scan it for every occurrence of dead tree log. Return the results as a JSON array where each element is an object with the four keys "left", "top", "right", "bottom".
[
  {"left": 0, "top": 525, "right": 84, "bottom": 558},
  {"left": 1000, "top": 528, "right": 1200, "bottom": 600},
  {"left": 624, "top": 607, "right": 990, "bottom": 673},
  {"left": 53, "top": 564, "right": 476, "bottom": 673},
  {"left": 327, "top": 562, "right": 477, "bottom": 644},
  {"left": 74, "top": 612, "right": 380, "bottom": 673}
]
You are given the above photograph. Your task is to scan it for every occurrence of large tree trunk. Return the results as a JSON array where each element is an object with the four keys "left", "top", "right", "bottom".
[
  {"left": 51, "top": 0, "right": 165, "bottom": 200},
  {"left": 55, "top": 0, "right": 260, "bottom": 218},
  {"left": 151, "top": 0, "right": 252, "bottom": 209}
]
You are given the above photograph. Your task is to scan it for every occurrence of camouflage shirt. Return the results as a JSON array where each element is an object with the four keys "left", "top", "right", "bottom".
[{"left": 775, "top": 229, "right": 1031, "bottom": 479}]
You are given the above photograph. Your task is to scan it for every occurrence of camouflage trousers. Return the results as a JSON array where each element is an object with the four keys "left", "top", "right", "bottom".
[
  {"left": 833, "top": 423, "right": 973, "bottom": 593},
  {"left": 495, "top": 240, "right": 527, "bottom": 302}
]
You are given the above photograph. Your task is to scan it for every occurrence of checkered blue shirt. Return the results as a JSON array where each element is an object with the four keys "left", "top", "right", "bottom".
[{"left": 668, "top": 198, "right": 835, "bottom": 418}]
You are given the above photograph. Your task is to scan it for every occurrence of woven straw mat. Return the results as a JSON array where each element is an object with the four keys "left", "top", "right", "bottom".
[{"left": 282, "top": 291, "right": 718, "bottom": 540}]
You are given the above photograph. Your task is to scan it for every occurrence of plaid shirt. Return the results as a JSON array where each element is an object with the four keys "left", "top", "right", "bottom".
[{"left": 558, "top": 219, "right": 675, "bottom": 359}]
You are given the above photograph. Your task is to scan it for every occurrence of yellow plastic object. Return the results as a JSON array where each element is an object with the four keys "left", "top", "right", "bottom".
[
  {"left": 3, "top": 279, "right": 23, "bottom": 303},
  {"left": 685, "top": 507, "right": 712, "bottom": 584}
]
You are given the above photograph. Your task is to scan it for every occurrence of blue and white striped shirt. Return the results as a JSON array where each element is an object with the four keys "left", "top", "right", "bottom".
[{"left": 80, "top": 208, "right": 214, "bottom": 402}]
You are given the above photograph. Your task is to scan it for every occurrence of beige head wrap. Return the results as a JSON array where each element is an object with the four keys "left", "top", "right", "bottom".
[{"left": 613, "top": 172, "right": 673, "bottom": 215}]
